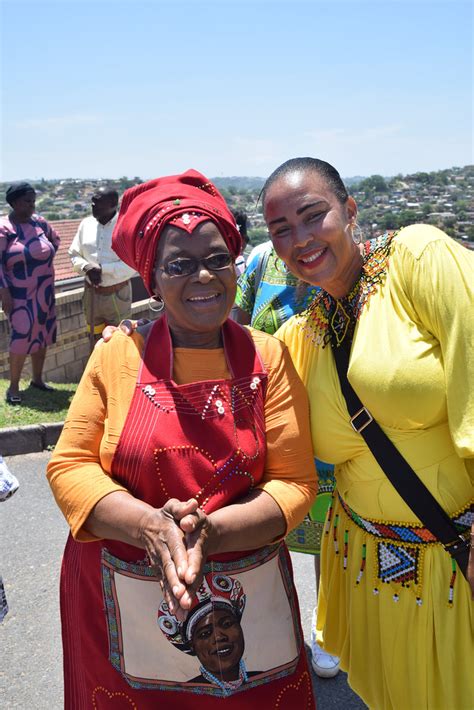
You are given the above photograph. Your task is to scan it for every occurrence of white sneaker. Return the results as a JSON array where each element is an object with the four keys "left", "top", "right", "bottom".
[
  {"left": 310, "top": 608, "right": 340, "bottom": 678},
  {"left": 0, "top": 456, "right": 19, "bottom": 502}
]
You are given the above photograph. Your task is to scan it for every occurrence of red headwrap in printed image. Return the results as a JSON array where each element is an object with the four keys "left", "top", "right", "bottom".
[
  {"left": 112, "top": 170, "right": 242, "bottom": 295},
  {"left": 157, "top": 572, "right": 246, "bottom": 655}
]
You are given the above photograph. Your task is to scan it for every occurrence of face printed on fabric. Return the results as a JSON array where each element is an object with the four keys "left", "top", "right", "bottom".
[
  {"left": 263, "top": 170, "right": 358, "bottom": 295},
  {"left": 191, "top": 609, "right": 245, "bottom": 680},
  {"left": 154, "top": 221, "right": 237, "bottom": 342},
  {"left": 12, "top": 191, "right": 36, "bottom": 221}
]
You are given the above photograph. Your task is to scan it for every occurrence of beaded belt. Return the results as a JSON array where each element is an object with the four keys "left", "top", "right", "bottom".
[{"left": 337, "top": 493, "right": 472, "bottom": 545}]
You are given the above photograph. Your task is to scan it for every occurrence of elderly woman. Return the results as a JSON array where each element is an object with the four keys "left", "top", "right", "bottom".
[
  {"left": 0, "top": 182, "right": 60, "bottom": 403},
  {"left": 47, "top": 170, "right": 317, "bottom": 709},
  {"left": 261, "top": 158, "right": 473, "bottom": 710}
]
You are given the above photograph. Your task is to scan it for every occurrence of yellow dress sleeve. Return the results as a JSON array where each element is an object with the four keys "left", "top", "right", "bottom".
[
  {"left": 46, "top": 334, "right": 141, "bottom": 541},
  {"left": 393, "top": 225, "right": 474, "bottom": 458},
  {"left": 249, "top": 330, "right": 318, "bottom": 532}
]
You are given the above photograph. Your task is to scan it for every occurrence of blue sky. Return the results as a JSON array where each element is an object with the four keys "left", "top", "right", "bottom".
[{"left": 1, "top": 0, "right": 472, "bottom": 180}]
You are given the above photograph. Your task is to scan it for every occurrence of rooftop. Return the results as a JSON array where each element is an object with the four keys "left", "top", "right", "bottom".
[{"left": 51, "top": 218, "right": 82, "bottom": 282}]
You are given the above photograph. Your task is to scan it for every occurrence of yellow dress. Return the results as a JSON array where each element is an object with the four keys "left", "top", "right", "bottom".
[{"left": 277, "top": 225, "right": 474, "bottom": 710}]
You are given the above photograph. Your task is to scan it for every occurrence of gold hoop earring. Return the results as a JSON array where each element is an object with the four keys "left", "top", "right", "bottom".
[
  {"left": 351, "top": 220, "right": 363, "bottom": 245},
  {"left": 149, "top": 295, "right": 164, "bottom": 313}
]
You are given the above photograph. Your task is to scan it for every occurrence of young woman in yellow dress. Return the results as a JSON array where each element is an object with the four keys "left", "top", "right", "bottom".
[{"left": 264, "top": 157, "right": 473, "bottom": 710}]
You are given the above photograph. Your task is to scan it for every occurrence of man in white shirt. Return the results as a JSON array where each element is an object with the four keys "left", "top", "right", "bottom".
[{"left": 69, "top": 188, "right": 136, "bottom": 336}]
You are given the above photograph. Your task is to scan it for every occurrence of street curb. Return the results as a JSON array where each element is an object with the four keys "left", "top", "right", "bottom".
[{"left": 0, "top": 422, "right": 64, "bottom": 456}]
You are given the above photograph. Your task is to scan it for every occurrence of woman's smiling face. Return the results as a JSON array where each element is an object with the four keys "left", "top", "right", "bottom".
[
  {"left": 191, "top": 608, "right": 244, "bottom": 680},
  {"left": 153, "top": 221, "right": 236, "bottom": 346},
  {"left": 263, "top": 170, "right": 358, "bottom": 296}
]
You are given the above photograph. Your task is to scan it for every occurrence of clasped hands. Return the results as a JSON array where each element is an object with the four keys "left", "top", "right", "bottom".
[{"left": 138, "top": 497, "right": 214, "bottom": 620}]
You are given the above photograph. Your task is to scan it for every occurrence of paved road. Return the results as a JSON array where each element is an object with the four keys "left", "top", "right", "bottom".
[{"left": 0, "top": 452, "right": 366, "bottom": 709}]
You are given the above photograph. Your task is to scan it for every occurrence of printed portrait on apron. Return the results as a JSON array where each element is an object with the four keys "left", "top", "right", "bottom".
[{"left": 102, "top": 543, "right": 301, "bottom": 697}]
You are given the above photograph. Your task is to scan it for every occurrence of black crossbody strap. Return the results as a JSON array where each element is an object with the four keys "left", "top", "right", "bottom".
[{"left": 331, "top": 339, "right": 470, "bottom": 576}]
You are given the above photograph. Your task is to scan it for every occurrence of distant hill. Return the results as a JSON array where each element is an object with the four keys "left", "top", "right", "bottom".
[
  {"left": 1, "top": 165, "right": 472, "bottom": 244},
  {"left": 213, "top": 177, "right": 265, "bottom": 191},
  {"left": 344, "top": 176, "right": 369, "bottom": 186},
  {"left": 213, "top": 175, "right": 368, "bottom": 190}
]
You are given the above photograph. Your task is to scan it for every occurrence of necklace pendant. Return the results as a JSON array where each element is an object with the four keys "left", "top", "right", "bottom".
[{"left": 330, "top": 301, "right": 351, "bottom": 345}]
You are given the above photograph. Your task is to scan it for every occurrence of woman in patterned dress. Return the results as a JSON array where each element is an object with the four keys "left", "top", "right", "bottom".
[
  {"left": 262, "top": 157, "right": 473, "bottom": 710},
  {"left": 0, "top": 182, "right": 60, "bottom": 404}
]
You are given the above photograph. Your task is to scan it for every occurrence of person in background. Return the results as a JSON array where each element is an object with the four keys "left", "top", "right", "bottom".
[
  {"left": 232, "top": 244, "right": 340, "bottom": 678},
  {"left": 47, "top": 170, "right": 317, "bottom": 708},
  {"left": 0, "top": 454, "right": 19, "bottom": 621},
  {"left": 244, "top": 239, "right": 271, "bottom": 268},
  {"left": 265, "top": 157, "right": 473, "bottom": 710},
  {"left": 0, "top": 183, "right": 60, "bottom": 404},
  {"left": 232, "top": 209, "right": 250, "bottom": 276},
  {"left": 69, "top": 187, "right": 136, "bottom": 339}
]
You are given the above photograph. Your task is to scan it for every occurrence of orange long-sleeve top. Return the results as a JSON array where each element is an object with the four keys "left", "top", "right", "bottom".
[{"left": 47, "top": 327, "right": 317, "bottom": 541}]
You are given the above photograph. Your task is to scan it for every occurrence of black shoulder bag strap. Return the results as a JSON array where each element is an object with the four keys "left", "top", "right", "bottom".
[{"left": 331, "top": 336, "right": 470, "bottom": 578}]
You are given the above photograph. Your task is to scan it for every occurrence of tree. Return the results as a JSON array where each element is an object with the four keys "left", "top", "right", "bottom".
[
  {"left": 358, "top": 207, "right": 378, "bottom": 225},
  {"left": 248, "top": 227, "right": 269, "bottom": 246},
  {"left": 454, "top": 200, "right": 468, "bottom": 214},
  {"left": 413, "top": 172, "right": 433, "bottom": 185},
  {"left": 360, "top": 175, "right": 387, "bottom": 193},
  {"left": 379, "top": 213, "right": 400, "bottom": 230},
  {"left": 398, "top": 209, "right": 418, "bottom": 226},
  {"left": 465, "top": 225, "right": 474, "bottom": 241}
]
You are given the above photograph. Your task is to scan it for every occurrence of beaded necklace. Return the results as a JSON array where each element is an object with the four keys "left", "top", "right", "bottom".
[
  {"left": 300, "top": 231, "right": 395, "bottom": 348},
  {"left": 200, "top": 658, "right": 248, "bottom": 696}
]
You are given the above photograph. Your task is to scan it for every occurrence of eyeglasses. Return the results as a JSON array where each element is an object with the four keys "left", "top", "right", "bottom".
[{"left": 161, "top": 253, "right": 233, "bottom": 277}]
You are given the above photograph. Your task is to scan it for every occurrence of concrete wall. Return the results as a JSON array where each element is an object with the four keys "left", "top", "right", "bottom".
[{"left": 0, "top": 289, "right": 161, "bottom": 383}]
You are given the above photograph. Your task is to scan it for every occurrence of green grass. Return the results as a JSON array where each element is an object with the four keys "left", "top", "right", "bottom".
[{"left": 0, "top": 379, "right": 78, "bottom": 428}]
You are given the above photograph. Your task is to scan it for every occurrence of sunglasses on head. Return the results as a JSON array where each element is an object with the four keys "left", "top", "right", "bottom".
[{"left": 161, "top": 253, "right": 233, "bottom": 277}]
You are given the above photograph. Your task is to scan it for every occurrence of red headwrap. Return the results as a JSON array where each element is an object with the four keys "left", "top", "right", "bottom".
[{"left": 112, "top": 169, "right": 241, "bottom": 294}]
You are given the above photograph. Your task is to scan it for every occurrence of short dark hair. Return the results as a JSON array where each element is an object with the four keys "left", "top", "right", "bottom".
[
  {"left": 231, "top": 210, "right": 249, "bottom": 242},
  {"left": 261, "top": 157, "right": 349, "bottom": 206},
  {"left": 6, "top": 182, "right": 35, "bottom": 207},
  {"left": 92, "top": 187, "right": 119, "bottom": 204}
]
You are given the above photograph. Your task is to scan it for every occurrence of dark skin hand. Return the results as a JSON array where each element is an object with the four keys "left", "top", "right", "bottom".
[
  {"left": 85, "top": 493, "right": 205, "bottom": 620},
  {"left": 176, "top": 490, "right": 285, "bottom": 612},
  {"left": 84, "top": 265, "right": 102, "bottom": 286},
  {"left": 140, "top": 499, "right": 209, "bottom": 620},
  {"left": 85, "top": 487, "right": 284, "bottom": 618},
  {"left": 0, "top": 288, "right": 12, "bottom": 315}
]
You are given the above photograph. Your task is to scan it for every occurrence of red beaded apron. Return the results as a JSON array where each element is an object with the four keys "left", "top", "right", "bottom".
[{"left": 60, "top": 317, "right": 314, "bottom": 709}]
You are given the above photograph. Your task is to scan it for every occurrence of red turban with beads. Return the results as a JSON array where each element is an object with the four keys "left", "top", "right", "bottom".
[{"left": 112, "top": 169, "right": 241, "bottom": 295}]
